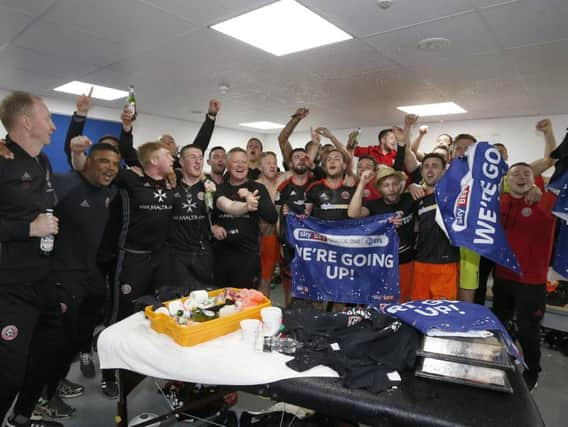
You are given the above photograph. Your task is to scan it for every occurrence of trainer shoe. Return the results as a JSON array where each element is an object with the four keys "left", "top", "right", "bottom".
[
  {"left": 56, "top": 378, "right": 84, "bottom": 399},
  {"left": 101, "top": 380, "right": 119, "bottom": 399},
  {"left": 79, "top": 351, "right": 96, "bottom": 378},
  {"left": 6, "top": 414, "right": 63, "bottom": 427},
  {"left": 34, "top": 395, "right": 75, "bottom": 419},
  {"left": 523, "top": 370, "right": 539, "bottom": 391}
]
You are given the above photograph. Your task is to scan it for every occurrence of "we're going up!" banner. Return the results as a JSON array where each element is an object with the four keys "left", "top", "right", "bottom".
[{"left": 287, "top": 214, "right": 399, "bottom": 305}]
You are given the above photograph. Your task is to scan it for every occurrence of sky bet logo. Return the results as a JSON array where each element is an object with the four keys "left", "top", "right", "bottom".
[
  {"left": 294, "top": 228, "right": 389, "bottom": 248},
  {"left": 453, "top": 185, "right": 470, "bottom": 231},
  {"left": 296, "top": 229, "right": 327, "bottom": 243}
]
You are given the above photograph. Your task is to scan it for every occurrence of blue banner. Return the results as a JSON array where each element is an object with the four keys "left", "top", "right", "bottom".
[
  {"left": 553, "top": 221, "right": 568, "bottom": 279},
  {"left": 548, "top": 170, "right": 568, "bottom": 279},
  {"left": 382, "top": 300, "right": 521, "bottom": 360},
  {"left": 549, "top": 169, "right": 568, "bottom": 222},
  {"left": 287, "top": 214, "right": 399, "bottom": 305},
  {"left": 435, "top": 142, "right": 520, "bottom": 272}
]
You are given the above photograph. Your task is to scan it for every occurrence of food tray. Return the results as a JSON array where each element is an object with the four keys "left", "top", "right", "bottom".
[{"left": 144, "top": 288, "right": 271, "bottom": 347}]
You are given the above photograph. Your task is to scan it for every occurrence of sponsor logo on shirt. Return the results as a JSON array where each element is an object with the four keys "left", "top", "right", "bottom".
[
  {"left": 1, "top": 325, "right": 18, "bottom": 341},
  {"left": 153, "top": 189, "right": 167, "bottom": 203},
  {"left": 182, "top": 196, "right": 197, "bottom": 213},
  {"left": 80, "top": 200, "right": 90, "bottom": 208}
]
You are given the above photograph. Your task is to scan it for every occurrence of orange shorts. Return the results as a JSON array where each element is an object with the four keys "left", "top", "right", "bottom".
[
  {"left": 399, "top": 261, "right": 414, "bottom": 303},
  {"left": 410, "top": 261, "right": 458, "bottom": 301},
  {"left": 260, "top": 235, "right": 280, "bottom": 281}
]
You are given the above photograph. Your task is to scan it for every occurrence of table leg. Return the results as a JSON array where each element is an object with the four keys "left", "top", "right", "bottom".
[{"left": 116, "top": 369, "right": 146, "bottom": 426}]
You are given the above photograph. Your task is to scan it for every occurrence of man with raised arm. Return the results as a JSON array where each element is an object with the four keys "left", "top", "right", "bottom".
[{"left": 213, "top": 148, "right": 277, "bottom": 288}]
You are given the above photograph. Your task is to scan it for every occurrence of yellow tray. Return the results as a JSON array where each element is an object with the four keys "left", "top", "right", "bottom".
[{"left": 144, "top": 288, "right": 271, "bottom": 347}]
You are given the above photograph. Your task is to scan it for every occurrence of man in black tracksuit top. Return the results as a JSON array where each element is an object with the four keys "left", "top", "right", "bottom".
[
  {"left": 213, "top": 148, "right": 277, "bottom": 288},
  {"left": 0, "top": 92, "right": 65, "bottom": 427},
  {"left": 97, "top": 142, "right": 174, "bottom": 397},
  {"left": 165, "top": 144, "right": 215, "bottom": 291},
  {"left": 101, "top": 142, "right": 174, "bottom": 322},
  {"left": 9, "top": 144, "right": 121, "bottom": 421}
]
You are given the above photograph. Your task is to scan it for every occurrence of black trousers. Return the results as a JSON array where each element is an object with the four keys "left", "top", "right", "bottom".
[
  {"left": 113, "top": 250, "right": 165, "bottom": 322},
  {"left": 0, "top": 280, "right": 65, "bottom": 419},
  {"left": 213, "top": 248, "right": 260, "bottom": 289},
  {"left": 492, "top": 278, "right": 546, "bottom": 373},
  {"left": 164, "top": 247, "right": 215, "bottom": 292},
  {"left": 474, "top": 256, "right": 495, "bottom": 305},
  {"left": 40, "top": 279, "right": 106, "bottom": 398}
]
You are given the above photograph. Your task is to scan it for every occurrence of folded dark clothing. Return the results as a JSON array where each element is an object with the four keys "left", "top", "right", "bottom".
[{"left": 284, "top": 303, "right": 419, "bottom": 392}]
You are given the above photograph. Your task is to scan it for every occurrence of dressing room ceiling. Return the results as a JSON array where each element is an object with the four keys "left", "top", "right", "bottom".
[{"left": 1, "top": 0, "right": 567, "bottom": 131}]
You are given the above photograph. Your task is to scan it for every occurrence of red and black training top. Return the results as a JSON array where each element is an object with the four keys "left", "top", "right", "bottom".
[{"left": 305, "top": 179, "right": 356, "bottom": 221}]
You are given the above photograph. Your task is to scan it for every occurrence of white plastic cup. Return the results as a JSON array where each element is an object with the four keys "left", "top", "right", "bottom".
[
  {"left": 240, "top": 319, "right": 261, "bottom": 347},
  {"left": 261, "top": 307, "right": 282, "bottom": 336}
]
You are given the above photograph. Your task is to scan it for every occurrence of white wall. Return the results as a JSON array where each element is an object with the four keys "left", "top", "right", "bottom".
[
  {"left": 280, "top": 114, "right": 568, "bottom": 176},
  {"left": 2, "top": 89, "right": 565, "bottom": 175},
  {"left": 0, "top": 89, "right": 264, "bottom": 173}
]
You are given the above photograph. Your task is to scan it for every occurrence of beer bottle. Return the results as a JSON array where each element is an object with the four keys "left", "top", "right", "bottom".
[
  {"left": 40, "top": 209, "right": 55, "bottom": 256},
  {"left": 128, "top": 85, "right": 137, "bottom": 120}
]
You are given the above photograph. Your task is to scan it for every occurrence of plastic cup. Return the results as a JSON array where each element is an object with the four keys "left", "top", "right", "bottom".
[
  {"left": 261, "top": 307, "right": 282, "bottom": 336},
  {"left": 240, "top": 319, "right": 261, "bottom": 347}
]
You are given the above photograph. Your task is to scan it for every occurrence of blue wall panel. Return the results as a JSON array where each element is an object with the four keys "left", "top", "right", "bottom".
[{"left": 43, "top": 113, "right": 122, "bottom": 173}]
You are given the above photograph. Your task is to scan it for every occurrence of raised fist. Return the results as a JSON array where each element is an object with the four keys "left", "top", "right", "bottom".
[{"left": 70, "top": 136, "right": 92, "bottom": 153}]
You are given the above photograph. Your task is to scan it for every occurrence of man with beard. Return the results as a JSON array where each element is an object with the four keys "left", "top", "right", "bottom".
[
  {"left": 213, "top": 148, "right": 277, "bottom": 288},
  {"left": 206, "top": 146, "right": 227, "bottom": 185},
  {"left": 348, "top": 167, "right": 417, "bottom": 302},
  {"left": 256, "top": 152, "right": 286, "bottom": 296},
  {"left": 275, "top": 148, "right": 314, "bottom": 306},
  {"left": 411, "top": 153, "right": 459, "bottom": 301},
  {"left": 305, "top": 149, "right": 355, "bottom": 220}
]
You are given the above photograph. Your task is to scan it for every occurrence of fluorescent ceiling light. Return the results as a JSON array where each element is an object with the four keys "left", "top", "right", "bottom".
[
  {"left": 397, "top": 102, "right": 467, "bottom": 116},
  {"left": 240, "top": 121, "right": 285, "bottom": 130},
  {"left": 53, "top": 81, "right": 128, "bottom": 101},
  {"left": 211, "top": 0, "right": 352, "bottom": 56}
]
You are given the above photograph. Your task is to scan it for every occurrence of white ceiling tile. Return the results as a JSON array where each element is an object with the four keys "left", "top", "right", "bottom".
[
  {"left": 0, "top": 0, "right": 55, "bottom": 17},
  {"left": 1, "top": 0, "right": 567, "bottom": 129},
  {"left": 364, "top": 12, "right": 498, "bottom": 67},
  {"left": 0, "top": 46, "right": 97, "bottom": 79},
  {"left": 140, "top": 0, "right": 275, "bottom": 26},
  {"left": 302, "top": 0, "right": 474, "bottom": 38},
  {"left": 0, "top": 6, "right": 34, "bottom": 46},
  {"left": 471, "top": 0, "right": 521, "bottom": 9},
  {"left": 13, "top": 20, "right": 124, "bottom": 66},
  {"left": 0, "top": 67, "right": 66, "bottom": 95},
  {"left": 480, "top": 0, "right": 568, "bottom": 48},
  {"left": 507, "top": 39, "right": 568, "bottom": 75},
  {"left": 39, "top": 0, "right": 196, "bottom": 52}
]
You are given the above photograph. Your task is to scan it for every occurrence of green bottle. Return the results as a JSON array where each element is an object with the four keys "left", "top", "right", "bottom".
[
  {"left": 127, "top": 84, "right": 137, "bottom": 120},
  {"left": 191, "top": 309, "right": 217, "bottom": 323}
]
